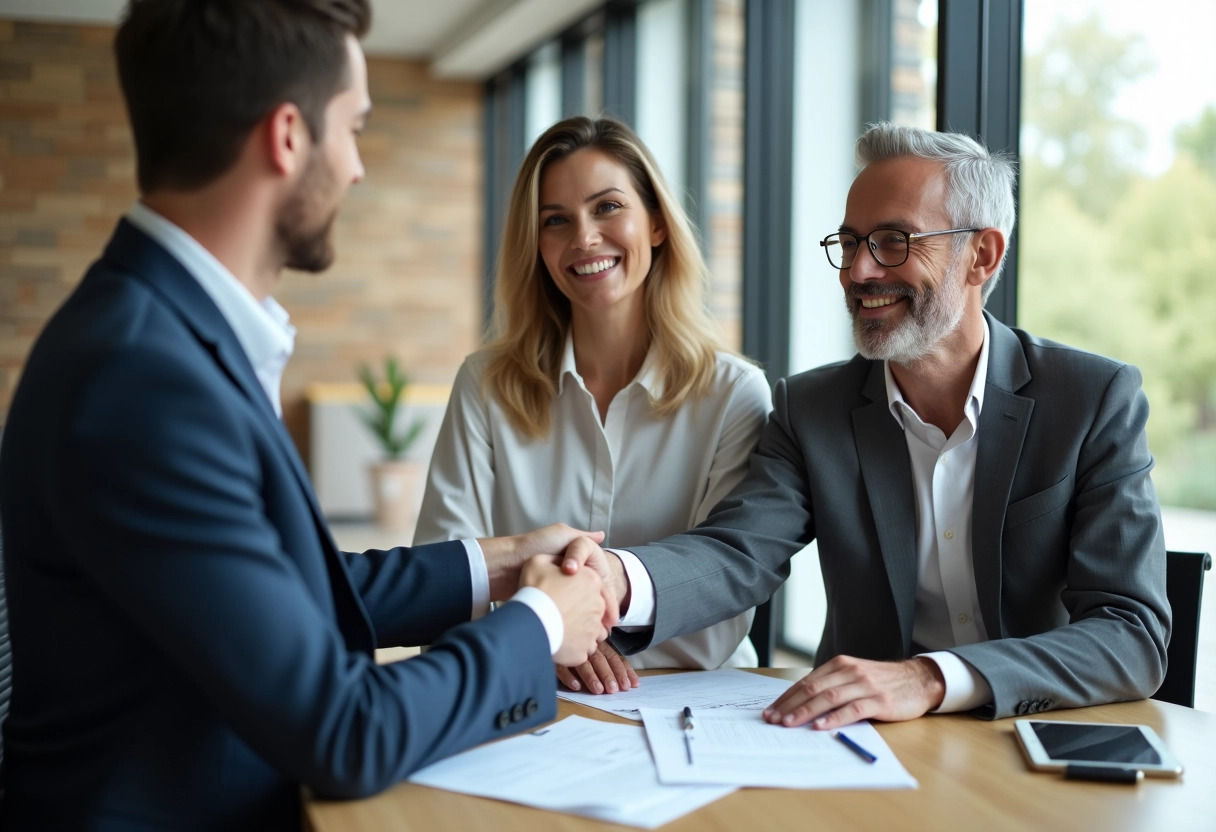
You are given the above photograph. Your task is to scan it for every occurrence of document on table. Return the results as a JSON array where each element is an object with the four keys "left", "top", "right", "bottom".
[
  {"left": 408, "top": 716, "right": 735, "bottom": 829},
  {"left": 558, "top": 668, "right": 793, "bottom": 720},
  {"left": 639, "top": 708, "right": 918, "bottom": 790}
]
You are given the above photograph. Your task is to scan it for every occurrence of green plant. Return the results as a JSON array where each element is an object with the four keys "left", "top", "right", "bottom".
[{"left": 355, "top": 355, "right": 425, "bottom": 460}]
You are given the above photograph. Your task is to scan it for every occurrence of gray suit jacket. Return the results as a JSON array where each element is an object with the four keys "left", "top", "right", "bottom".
[{"left": 622, "top": 313, "right": 1170, "bottom": 718}]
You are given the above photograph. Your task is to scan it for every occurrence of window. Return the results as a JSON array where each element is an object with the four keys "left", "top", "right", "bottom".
[
  {"left": 635, "top": 0, "right": 690, "bottom": 208},
  {"left": 525, "top": 43, "right": 562, "bottom": 146},
  {"left": 1019, "top": 0, "right": 1216, "bottom": 709}
]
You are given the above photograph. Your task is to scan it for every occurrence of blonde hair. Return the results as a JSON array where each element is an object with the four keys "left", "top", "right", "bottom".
[{"left": 483, "top": 116, "right": 727, "bottom": 439}]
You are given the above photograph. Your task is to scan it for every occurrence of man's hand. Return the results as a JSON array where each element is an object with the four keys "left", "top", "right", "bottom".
[
  {"left": 762, "top": 656, "right": 946, "bottom": 730},
  {"left": 560, "top": 537, "right": 630, "bottom": 615},
  {"left": 520, "top": 555, "right": 608, "bottom": 666},
  {"left": 556, "top": 641, "right": 639, "bottom": 694},
  {"left": 479, "top": 524, "right": 606, "bottom": 601}
]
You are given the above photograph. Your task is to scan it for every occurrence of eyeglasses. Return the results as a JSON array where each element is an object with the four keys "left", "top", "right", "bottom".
[{"left": 819, "top": 227, "right": 980, "bottom": 269}]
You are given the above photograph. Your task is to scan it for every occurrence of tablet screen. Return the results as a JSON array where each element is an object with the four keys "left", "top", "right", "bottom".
[{"left": 1031, "top": 722, "right": 1161, "bottom": 765}]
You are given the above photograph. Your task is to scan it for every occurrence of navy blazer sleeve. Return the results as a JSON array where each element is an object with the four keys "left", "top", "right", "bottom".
[{"left": 43, "top": 324, "right": 554, "bottom": 800}]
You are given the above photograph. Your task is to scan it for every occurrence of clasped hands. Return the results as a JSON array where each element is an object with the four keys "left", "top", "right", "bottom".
[
  {"left": 479, "top": 524, "right": 622, "bottom": 666},
  {"left": 488, "top": 532, "right": 947, "bottom": 727}
]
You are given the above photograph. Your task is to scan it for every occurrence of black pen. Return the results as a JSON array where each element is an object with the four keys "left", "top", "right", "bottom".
[
  {"left": 682, "top": 706, "right": 695, "bottom": 765},
  {"left": 1064, "top": 765, "right": 1143, "bottom": 784},
  {"left": 833, "top": 731, "right": 877, "bottom": 764}
]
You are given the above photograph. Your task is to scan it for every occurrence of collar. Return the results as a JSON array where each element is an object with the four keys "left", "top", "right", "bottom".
[
  {"left": 124, "top": 202, "right": 296, "bottom": 414},
  {"left": 556, "top": 331, "right": 662, "bottom": 397},
  {"left": 884, "top": 314, "right": 991, "bottom": 430}
]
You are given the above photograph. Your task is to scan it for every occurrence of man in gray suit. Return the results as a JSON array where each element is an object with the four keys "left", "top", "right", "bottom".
[{"left": 568, "top": 122, "right": 1170, "bottom": 726}]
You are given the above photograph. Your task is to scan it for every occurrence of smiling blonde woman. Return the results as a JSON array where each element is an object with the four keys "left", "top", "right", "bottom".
[{"left": 415, "top": 116, "right": 772, "bottom": 692}]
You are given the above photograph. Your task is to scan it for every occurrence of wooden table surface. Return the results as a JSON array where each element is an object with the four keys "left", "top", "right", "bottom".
[{"left": 304, "top": 668, "right": 1216, "bottom": 832}]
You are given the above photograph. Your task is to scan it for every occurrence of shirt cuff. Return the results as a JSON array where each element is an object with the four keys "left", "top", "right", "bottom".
[
  {"left": 462, "top": 538, "right": 490, "bottom": 620},
  {"left": 921, "top": 651, "right": 993, "bottom": 713},
  {"left": 508, "top": 586, "right": 564, "bottom": 656},
  {"left": 612, "top": 549, "right": 656, "bottom": 629}
]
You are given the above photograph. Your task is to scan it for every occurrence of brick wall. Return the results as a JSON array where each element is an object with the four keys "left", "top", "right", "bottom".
[
  {"left": 706, "top": 0, "right": 745, "bottom": 352},
  {"left": 0, "top": 20, "right": 485, "bottom": 456}
]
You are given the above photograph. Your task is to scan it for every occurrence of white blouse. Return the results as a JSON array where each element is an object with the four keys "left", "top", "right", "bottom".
[{"left": 414, "top": 337, "right": 773, "bottom": 669}]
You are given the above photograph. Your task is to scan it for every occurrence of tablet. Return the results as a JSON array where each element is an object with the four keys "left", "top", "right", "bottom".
[{"left": 1014, "top": 720, "right": 1183, "bottom": 777}]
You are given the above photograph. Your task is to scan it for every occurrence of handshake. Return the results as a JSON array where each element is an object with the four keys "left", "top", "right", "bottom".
[{"left": 479, "top": 525, "right": 626, "bottom": 666}]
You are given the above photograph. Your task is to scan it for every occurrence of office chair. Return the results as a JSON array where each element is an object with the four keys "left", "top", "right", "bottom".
[
  {"left": 1152, "top": 550, "right": 1212, "bottom": 708},
  {"left": 0, "top": 519, "right": 9, "bottom": 796},
  {"left": 749, "top": 598, "right": 775, "bottom": 667}
]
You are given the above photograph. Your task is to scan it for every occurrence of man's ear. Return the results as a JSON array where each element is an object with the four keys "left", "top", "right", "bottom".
[
  {"left": 265, "top": 102, "right": 308, "bottom": 178},
  {"left": 966, "top": 227, "right": 1006, "bottom": 288}
]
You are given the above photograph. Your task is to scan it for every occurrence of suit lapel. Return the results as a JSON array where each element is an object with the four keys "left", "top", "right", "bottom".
[
  {"left": 103, "top": 221, "right": 374, "bottom": 648},
  {"left": 972, "top": 314, "right": 1034, "bottom": 639},
  {"left": 852, "top": 361, "right": 919, "bottom": 653}
]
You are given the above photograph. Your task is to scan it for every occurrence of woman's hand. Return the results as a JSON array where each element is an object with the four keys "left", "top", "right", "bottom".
[{"left": 556, "top": 641, "right": 640, "bottom": 694}]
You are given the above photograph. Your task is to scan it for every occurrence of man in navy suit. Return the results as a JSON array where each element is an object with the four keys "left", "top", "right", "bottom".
[{"left": 0, "top": 1, "right": 615, "bottom": 829}]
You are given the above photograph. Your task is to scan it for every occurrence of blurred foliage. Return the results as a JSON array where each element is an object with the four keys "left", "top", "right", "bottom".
[
  {"left": 1021, "top": 10, "right": 1154, "bottom": 219},
  {"left": 1176, "top": 107, "right": 1216, "bottom": 182},
  {"left": 1019, "top": 15, "right": 1216, "bottom": 510}
]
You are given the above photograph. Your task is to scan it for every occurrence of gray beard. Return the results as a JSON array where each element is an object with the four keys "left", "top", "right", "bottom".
[{"left": 847, "top": 264, "right": 966, "bottom": 364}]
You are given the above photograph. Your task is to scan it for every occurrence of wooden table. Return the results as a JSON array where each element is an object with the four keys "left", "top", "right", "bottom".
[{"left": 304, "top": 668, "right": 1216, "bottom": 831}]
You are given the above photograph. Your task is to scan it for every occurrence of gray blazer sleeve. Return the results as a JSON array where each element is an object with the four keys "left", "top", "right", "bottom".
[{"left": 615, "top": 376, "right": 815, "bottom": 655}]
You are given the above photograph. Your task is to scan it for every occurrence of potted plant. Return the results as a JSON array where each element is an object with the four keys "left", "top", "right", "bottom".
[{"left": 356, "top": 355, "right": 427, "bottom": 529}]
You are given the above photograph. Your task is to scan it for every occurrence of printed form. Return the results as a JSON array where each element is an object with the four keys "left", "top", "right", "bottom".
[
  {"left": 639, "top": 708, "right": 918, "bottom": 790},
  {"left": 408, "top": 716, "right": 735, "bottom": 828},
  {"left": 558, "top": 668, "right": 794, "bottom": 720}
]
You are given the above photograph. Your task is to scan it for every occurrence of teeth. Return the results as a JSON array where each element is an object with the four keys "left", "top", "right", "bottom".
[
  {"left": 861, "top": 296, "right": 899, "bottom": 309},
  {"left": 572, "top": 258, "right": 618, "bottom": 275}
]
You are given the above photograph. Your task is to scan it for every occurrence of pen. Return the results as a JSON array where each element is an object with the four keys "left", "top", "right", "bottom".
[
  {"left": 833, "top": 731, "right": 877, "bottom": 764},
  {"left": 1064, "top": 765, "right": 1144, "bottom": 785},
  {"left": 682, "top": 706, "right": 695, "bottom": 765}
]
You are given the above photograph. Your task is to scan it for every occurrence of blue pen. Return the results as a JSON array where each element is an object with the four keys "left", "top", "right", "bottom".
[
  {"left": 833, "top": 731, "right": 877, "bottom": 764},
  {"left": 682, "top": 706, "right": 695, "bottom": 764}
]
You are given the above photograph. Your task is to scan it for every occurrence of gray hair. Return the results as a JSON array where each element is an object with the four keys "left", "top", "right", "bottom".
[{"left": 855, "top": 122, "right": 1017, "bottom": 301}]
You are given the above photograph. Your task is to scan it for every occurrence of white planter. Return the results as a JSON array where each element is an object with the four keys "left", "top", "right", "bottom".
[{"left": 369, "top": 459, "right": 424, "bottom": 531}]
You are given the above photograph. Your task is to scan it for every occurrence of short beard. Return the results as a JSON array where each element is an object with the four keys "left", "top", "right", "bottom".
[
  {"left": 846, "top": 261, "right": 966, "bottom": 364},
  {"left": 277, "top": 152, "right": 338, "bottom": 273}
]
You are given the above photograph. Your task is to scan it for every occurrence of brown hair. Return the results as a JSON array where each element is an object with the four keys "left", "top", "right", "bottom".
[
  {"left": 114, "top": 0, "right": 372, "bottom": 193},
  {"left": 483, "top": 116, "right": 728, "bottom": 439}
]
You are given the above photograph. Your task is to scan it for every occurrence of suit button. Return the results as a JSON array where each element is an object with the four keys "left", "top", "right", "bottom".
[
  {"left": 511, "top": 703, "right": 525, "bottom": 723},
  {"left": 496, "top": 710, "right": 510, "bottom": 730},
  {"left": 525, "top": 697, "right": 538, "bottom": 717},
  {"left": 1016, "top": 701, "right": 1030, "bottom": 715}
]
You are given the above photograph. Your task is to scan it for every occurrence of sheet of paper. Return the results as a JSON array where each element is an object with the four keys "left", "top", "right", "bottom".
[
  {"left": 558, "top": 668, "right": 794, "bottom": 720},
  {"left": 408, "top": 716, "right": 735, "bottom": 829},
  {"left": 639, "top": 708, "right": 918, "bottom": 790}
]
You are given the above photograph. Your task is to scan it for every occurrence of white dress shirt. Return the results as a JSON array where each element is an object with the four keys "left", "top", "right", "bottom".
[
  {"left": 618, "top": 320, "right": 996, "bottom": 711},
  {"left": 126, "top": 202, "right": 296, "bottom": 417},
  {"left": 124, "top": 203, "right": 564, "bottom": 654},
  {"left": 884, "top": 317, "right": 994, "bottom": 712},
  {"left": 415, "top": 338, "right": 773, "bottom": 669}
]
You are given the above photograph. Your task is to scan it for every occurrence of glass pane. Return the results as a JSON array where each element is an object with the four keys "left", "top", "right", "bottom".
[
  {"left": 636, "top": 0, "right": 689, "bottom": 208},
  {"left": 891, "top": 0, "right": 937, "bottom": 130},
  {"left": 583, "top": 32, "right": 604, "bottom": 116},
  {"left": 1019, "top": 1, "right": 1216, "bottom": 709},
  {"left": 525, "top": 43, "right": 561, "bottom": 147},
  {"left": 1020, "top": 4, "right": 1216, "bottom": 514}
]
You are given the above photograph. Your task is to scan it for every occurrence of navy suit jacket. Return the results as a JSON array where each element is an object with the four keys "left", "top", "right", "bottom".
[{"left": 0, "top": 220, "right": 555, "bottom": 830}]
